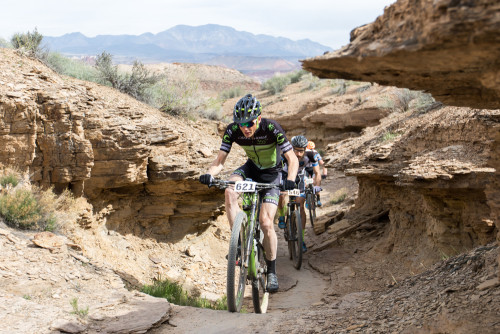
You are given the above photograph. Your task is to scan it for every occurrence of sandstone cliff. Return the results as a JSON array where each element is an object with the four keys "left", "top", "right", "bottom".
[{"left": 302, "top": 0, "right": 500, "bottom": 110}]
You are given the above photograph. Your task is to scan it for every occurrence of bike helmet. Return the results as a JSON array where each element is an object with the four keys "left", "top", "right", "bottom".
[
  {"left": 291, "top": 135, "right": 308, "bottom": 148},
  {"left": 307, "top": 141, "right": 316, "bottom": 150},
  {"left": 233, "top": 94, "right": 262, "bottom": 124}
]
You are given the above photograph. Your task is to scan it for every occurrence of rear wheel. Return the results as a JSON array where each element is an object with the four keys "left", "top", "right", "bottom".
[
  {"left": 227, "top": 211, "right": 248, "bottom": 312},
  {"left": 288, "top": 208, "right": 303, "bottom": 270},
  {"left": 252, "top": 242, "right": 268, "bottom": 313}
]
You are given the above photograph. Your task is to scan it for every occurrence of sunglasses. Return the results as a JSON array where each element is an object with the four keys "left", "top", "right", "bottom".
[
  {"left": 239, "top": 120, "right": 256, "bottom": 128},
  {"left": 293, "top": 148, "right": 306, "bottom": 152}
]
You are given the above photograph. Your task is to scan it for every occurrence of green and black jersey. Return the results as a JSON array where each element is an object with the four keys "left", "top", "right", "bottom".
[{"left": 220, "top": 118, "right": 292, "bottom": 172}]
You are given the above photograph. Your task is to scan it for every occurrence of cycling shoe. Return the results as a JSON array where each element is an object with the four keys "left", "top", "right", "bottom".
[
  {"left": 266, "top": 273, "right": 279, "bottom": 293},
  {"left": 278, "top": 216, "right": 286, "bottom": 229},
  {"left": 302, "top": 241, "right": 307, "bottom": 253}
]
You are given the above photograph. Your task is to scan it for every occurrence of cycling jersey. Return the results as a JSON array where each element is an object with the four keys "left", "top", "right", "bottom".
[
  {"left": 220, "top": 118, "right": 292, "bottom": 172},
  {"left": 282, "top": 151, "right": 317, "bottom": 195}
]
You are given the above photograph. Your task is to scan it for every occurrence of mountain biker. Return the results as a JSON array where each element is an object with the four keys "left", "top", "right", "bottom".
[
  {"left": 305, "top": 141, "right": 326, "bottom": 207},
  {"left": 199, "top": 93, "right": 299, "bottom": 293},
  {"left": 277, "top": 135, "right": 321, "bottom": 252}
]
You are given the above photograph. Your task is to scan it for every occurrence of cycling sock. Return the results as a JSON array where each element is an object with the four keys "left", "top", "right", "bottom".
[
  {"left": 277, "top": 206, "right": 286, "bottom": 217},
  {"left": 266, "top": 259, "right": 276, "bottom": 274}
]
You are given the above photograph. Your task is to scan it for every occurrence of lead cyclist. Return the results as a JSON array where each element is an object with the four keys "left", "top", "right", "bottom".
[{"left": 199, "top": 94, "right": 298, "bottom": 293}]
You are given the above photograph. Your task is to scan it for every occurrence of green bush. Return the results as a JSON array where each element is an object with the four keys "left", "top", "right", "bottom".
[
  {"left": 301, "top": 73, "right": 321, "bottom": 91},
  {"left": 94, "top": 52, "right": 160, "bottom": 103},
  {"left": 142, "top": 278, "right": 227, "bottom": 310},
  {"left": 11, "top": 28, "right": 44, "bottom": 57},
  {"left": 219, "top": 87, "right": 243, "bottom": 100},
  {"left": 0, "top": 189, "right": 41, "bottom": 229},
  {"left": 289, "top": 70, "right": 307, "bottom": 83},
  {"left": 0, "top": 174, "right": 19, "bottom": 187},
  {"left": 262, "top": 74, "right": 291, "bottom": 95},
  {"left": 45, "top": 52, "right": 102, "bottom": 83}
]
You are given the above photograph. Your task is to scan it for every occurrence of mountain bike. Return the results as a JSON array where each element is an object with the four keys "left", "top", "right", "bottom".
[
  {"left": 283, "top": 187, "right": 303, "bottom": 270},
  {"left": 208, "top": 178, "right": 281, "bottom": 313},
  {"left": 304, "top": 176, "right": 316, "bottom": 229}
]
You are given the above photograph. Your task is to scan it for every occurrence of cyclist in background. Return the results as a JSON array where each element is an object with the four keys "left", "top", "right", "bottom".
[
  {"left": 277, "top": 135, "right": 321, "bottom": 252},
  {"left": 199, "top": 94, "right": 298, "bottom": 293},
  {"left": 306, "top": 141, "right": 326, "bottom": 207}
]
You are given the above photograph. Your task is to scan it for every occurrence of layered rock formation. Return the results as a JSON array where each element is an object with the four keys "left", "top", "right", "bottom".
[
  {"left": 0, "top": 48, "right": 237, "bottom": 242},
  {"left": 301, "top": 0, "right": 499, "bottom": 276},
  {"left": 302, "top": 0, "right": 500, "bottom": 109}
]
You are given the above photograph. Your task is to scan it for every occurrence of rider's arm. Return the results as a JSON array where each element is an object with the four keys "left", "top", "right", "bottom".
[
  {"left": 283, "top": 149, "right": 299, "bottom": 182},
  {"left": 206, "top": 150, "right": 228, "bottom": 176},
  {"left": 313, "top": 164, "right": 321, "bottom": 186},
  {"left": 319, "top": 159, "right": 327, "bottom": 176}
]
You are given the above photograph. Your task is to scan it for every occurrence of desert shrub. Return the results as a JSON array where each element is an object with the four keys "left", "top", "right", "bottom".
[
  {"left": 45, "top": 52, "right": 101, "bottom": 83},
  {"left": 11, "top": 28, "right": 45, "bottom": 58},
  {"left": 330, "top": 188, "right": 348, "bottom": 204},
  {"left": 331, "top": 79, "right": 347, "bottom": 95},
  {"left": 142, "top": 278, "right": 227, "bottom": 310},
  {"left": 0, "top": 38, "right": 11, "bottom": 48},
  {"left": 219, "top": 87, "right": 243, "bottom": 100},
  {"left": 148, "top": 71, "right": 201, "bottom": 116},
  {"left": 393, "top": 88, "right": 420, "bottom": 112},
  {"left": 289, "top": 69, "right": 307, "bottom": 83},
  {"left": 0, "top": 173, "right": 19, "bottom": 188},
  {"left": 0, "top": 168, "right": 78, "bottom": 231},
  {"left": 262, "top": 73, "right": 291, "bottom": 95},
  {"left": 412, "top": 91, "right": 437, "bottom": 114},
  {"left": 381, "top": 131, "right": 400, "bottom": 142},
  {"left": 94, "top": 52, "right": 160, "bottom": 103},
  {"left": 0, "top": 189, "right": 41, "bottom": 229},
  {"left": 198, "top": 97, "right": 223, "bottom": 120},
  {"left": 301, "top": 72, "right": 322, "bottom": 91}
]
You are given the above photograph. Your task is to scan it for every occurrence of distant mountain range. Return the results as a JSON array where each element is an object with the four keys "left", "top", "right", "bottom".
[{"left": 42, "top": 24, "right": 332, "bottom": 77}]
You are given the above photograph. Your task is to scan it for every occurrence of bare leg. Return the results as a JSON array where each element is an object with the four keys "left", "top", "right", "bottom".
[
  {"left": 224, "top": 174, "right": 243, "bottom": 229},
  {"left": 259, "top": 202, "right": 278, "bottom": 261}
]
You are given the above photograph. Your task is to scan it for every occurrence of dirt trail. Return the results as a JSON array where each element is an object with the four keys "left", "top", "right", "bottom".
[{"left": 151, "top": 177, "right": 341, "bottom": 333}]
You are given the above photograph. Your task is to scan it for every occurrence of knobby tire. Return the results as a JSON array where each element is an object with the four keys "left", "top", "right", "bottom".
[
  {"left": 288, "top": 209, "right": 303, "bottom": 270},
  {"left": 251, "top": 241, "right": 269, "bottom": 313},
  {"left": 308, "top": 193, "right": 316, "bottom": 228},
  {"left": 227, "top": 211, "right": 248, "bottom": 312}
]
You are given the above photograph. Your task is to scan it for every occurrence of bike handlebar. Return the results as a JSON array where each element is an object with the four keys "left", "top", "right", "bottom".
[{"left": 208, "top": 179, "right": 284, "bottom": 191}]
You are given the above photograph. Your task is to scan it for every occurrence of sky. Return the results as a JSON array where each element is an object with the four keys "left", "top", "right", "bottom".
[{"left": 1, "top": 0, "right": 396, "bottom": 50}]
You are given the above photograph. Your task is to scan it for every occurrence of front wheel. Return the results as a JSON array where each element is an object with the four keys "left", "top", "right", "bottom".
[
  {"left": 288, "top": 209, "right": 303, "bottom": 270},
  {"left": 307, "top": 193, "right": 316, "bottom": 228},
  {"left": 227, "top": 211, "right": 248, "bottom": 312},
  {"left": 252, "top": 242, "right": 269, "bottom": 313}
]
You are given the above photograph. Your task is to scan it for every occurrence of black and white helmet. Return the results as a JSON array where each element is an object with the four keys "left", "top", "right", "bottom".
[
  {"left": 233, "top": 94, "right": 262, "bottom": 123},
  {"left": 291, "top": 135, "right": 308, "bottom": 148}
]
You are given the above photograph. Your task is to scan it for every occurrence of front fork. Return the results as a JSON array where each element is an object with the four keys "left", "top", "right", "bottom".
[{"left": 242, "top": 193, "right": 258, "bottom": 278}]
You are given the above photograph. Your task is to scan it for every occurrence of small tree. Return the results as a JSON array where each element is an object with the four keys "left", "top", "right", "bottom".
[
  {"left": 94, "top": 51, "right": 121, "bottom": 88},
  {"left": 94, "top": 52, "right": 160, "bottom": 103},
  {"left": 11, "top": 28, "right": 44, "bottom": 57}
]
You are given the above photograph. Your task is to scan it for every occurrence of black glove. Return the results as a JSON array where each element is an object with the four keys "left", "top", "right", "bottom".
[
  {"left": 199, "top": 174, "right": 213, "bottom": 186},
  {"left": 321, "top": 175, "right": 327, "bottom": 180},
  {"left": 283, "top": 180, "right": 296, "bottom": 190}
]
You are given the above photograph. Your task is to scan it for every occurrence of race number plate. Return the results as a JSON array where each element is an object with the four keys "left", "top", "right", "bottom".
[
  {"left": 234, "top": 181, "right": 256, "bottom": 192},
  {"left": 305, "top": 177, "right": 313, "bottom": 185},
  {"left": 287, "top": 189, "right": 300, "bottom": 196}
]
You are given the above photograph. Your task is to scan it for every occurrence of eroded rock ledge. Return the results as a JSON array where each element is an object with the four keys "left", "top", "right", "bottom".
[
  {"left": 302, "top": 0, "right": 500, "bottom": 109},
  {"left": 0, "top": 48, "right": 231, "bottom": 241}
]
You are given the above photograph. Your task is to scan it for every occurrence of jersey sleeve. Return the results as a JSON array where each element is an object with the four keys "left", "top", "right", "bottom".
[
  {"left": 306, "top": 151, "right": 319, "bottom": 166},
  {"left": 219, "top": 123, "right": 236, "bottom": 153},
  {"left": 270, "top": 120, "right": 292, "bottom": 153}
]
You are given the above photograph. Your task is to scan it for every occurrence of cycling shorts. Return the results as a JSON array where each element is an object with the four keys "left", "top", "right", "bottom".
[{"left": 232, "top": 160, "right": 282, "bottom": 206}]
